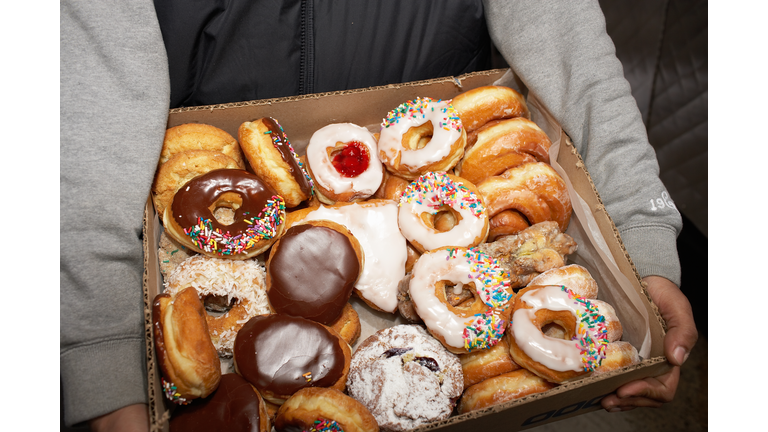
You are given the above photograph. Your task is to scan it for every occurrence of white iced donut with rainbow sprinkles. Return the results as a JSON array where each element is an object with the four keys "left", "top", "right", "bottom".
[
  {"left": 409, "top": 247, "right": 514, "bottom": 354},
  {"left": 397, "top": 172, "right": 489, "bottom": 253},
  {"left": 378, "top": 97, "right": 466, "bottom": 179}
]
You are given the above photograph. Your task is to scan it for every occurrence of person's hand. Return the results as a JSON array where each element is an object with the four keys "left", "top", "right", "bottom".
[
  {"left": 601, "top": 275, "right": 698, "bottom": 411},
  {"left": 89, "top": 403, "right": 149, "bottom": 432}
]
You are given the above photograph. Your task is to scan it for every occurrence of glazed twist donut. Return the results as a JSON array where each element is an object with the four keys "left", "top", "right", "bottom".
[
  {"left": 409, "top": 247, "right": 514, "bottom": 354},
  {"left": 152, "top": 287, "right": 221, "bottom": 404},
  {"left": 397, "top": 172, "right": 489, "bottom": 254},
  {"left": 449, "top": 85, "right": 529, "bottom": 134},
  {"left": 377, "top": 97, "right": 466, "bottom": 179},
  {"left": 163, "top": 169, "right": 286, "bottom": 259},
  {"left": 275, "top": 387, "right": 379, "bottom": 432},
  {"left": 159, "top": 123, "right": 246, "bottom": 168},
  {"left": 238, "top": 117, "right": 314, "bottom": 208},
  {"left": 477, "top": 161, "right": 572, "bottom": 234},
  {"left": 306, "top": 123, "right": 384, "bottom": 204}
]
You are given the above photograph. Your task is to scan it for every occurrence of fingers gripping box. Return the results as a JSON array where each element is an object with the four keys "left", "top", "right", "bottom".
[{"left": 142, "top": 69, "right": 670, "bottom": 431}]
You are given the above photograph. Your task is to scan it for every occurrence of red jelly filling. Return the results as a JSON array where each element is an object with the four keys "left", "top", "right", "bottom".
[{"left": 332, "top": 141, "right": 370, "bottom": 177}]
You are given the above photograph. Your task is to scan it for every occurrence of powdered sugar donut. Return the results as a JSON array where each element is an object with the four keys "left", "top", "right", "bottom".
[
  {"left": 306, "top": 123, "right": 383, "bottom": 204},
  {"left": 397, "top": 172, "right": 489, "bottom": 253},
  {"left": 409, "top": 247, "right": 514, "bottom": 354},
  {"left": 378, "top": 97, "right": 466, "bottom": 179},
  {"left": 346, "top": 325, "right": 463, "bottom": 432}
]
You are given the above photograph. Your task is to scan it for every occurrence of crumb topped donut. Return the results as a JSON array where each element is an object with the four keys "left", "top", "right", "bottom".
[
  {"left": 378, "top": 97, "right": 466, "bottom": 179},
  {"left": 275, "top": 387, "right": 379, "bottom": 432},
  {"left": 306, "top": 123, "right": 383, "bottom": 204},
  {"left": 163, "top": 169, "right": 286, "bottom": 259},
  {"left": 397, "top": 172, "right": 489, "bottom": 253}
]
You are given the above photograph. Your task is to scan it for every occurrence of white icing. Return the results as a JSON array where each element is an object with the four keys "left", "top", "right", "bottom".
[
  {"left": 299, "top": 202, "right": 406, "bottom": 312},
  {"left": 399, "top": 200, "right": 485, "bottom": 251},
  {"left": 306, "top": 123, "right": 383, "bottom": 197}
]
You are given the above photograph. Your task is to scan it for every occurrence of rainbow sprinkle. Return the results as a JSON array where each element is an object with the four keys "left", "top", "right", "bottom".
[
  {"left": 562, "top": 286, "right": 609, "bottom": 371},
  {"left": 183, "top": 195, "right": 285, "bottom": 256},
  {"left": 305, "top": 418, "right": 344, "bottom": 432},
  {"left": 463, "top": 310, "right": 506, "bottom": 351},
  {"left": 162, "top": 378, "right": 190, "bottom": 405},
  {"left": 381, "top": 97, "right": 462, "bottom": 132},
  {"left": 397, "top": 172, "right": 485, "bottom": 218},
  {"left": 266, "top": 118, "right": 315, "bottom": 191},
  {"left": 445, "top": 248, "right": 511, "bottom": 307}
]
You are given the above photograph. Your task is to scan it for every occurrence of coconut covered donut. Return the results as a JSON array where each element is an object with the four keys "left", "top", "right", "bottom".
[
  {"left": 346, "top": 325, "right": 463, "bottom": 432},
  {"left": 159, "top": 123, "right": 246, "bottom": 168},
  {"left": 306, "top": 123, "right": 384, "bottom": 204},
  {"left": 457, "top": 369, "right": 556, "bottom": 414},
  {"left": 152, "top": 287, "right": 221, "bottom": 404},
  {"left": 449, "top": 85, "right": 529, "bottom": 134},
  {"left": 275, "top": 388, "right": 379, "bottom": 432},
  {"left": 238, "top": 117, "right": 314, "bottom": 208},
  {"left": 164, "top": 254, "right": 271, "bottom": 357},
  {"left": 163, "top": 169, "right": 286, "bottom": 259},
  {"left": 397, "top": 172, "right": 489, "bottom": 254},
  {"left": 408, "top": 247, "right": 514, "bottom": 354},
  {"left": 378, "top": 97, "right": 466, "bottom": 179}
]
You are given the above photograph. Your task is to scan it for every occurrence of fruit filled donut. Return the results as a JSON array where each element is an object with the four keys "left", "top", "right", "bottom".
[
  {"left": 238, "top": 117, "right": 314, "bottom": 208},
  {"left": 397, "top": 172, "right": 489, "bottom": 253},
  {"left": 163, "top": 169, "right": 286, "bottom": 259},
  {"left": 306, "top": 123, "right": 384, "bottom": 204},
  {"left": 274, "top": 388, "right": 379, "bottom": 432},
  {"left": 409, "top": 247, "right": 514, "bottom": 354},
  {"left": 378, "top": 97, "right": 466, "bottom": 179},
  {"left": 449, "top": 85, "right": 529, "bottom": 134}
]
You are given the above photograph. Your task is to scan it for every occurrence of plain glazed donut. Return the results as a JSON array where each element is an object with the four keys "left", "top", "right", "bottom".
[
  {"left": 592, "top": 341, "right": 640, "bottom": 375},
  {"left": 238, "top": 118, "right": 314, "bottom": 208},
  {"left": 455, "top": 117, "right": 552, "bottom": 185},
  {"left": 163, "top": 169, "right": 286, "bottom": 259},
  {"left": 170, "top": 373, "right": 271, "bottom": 432},
  {"left": 346, "top": 325, "right": 463, "bottom": 432},
  {"left": 233, "top": 314, "right": 352, "bottom": 406},
  {"left": 449, "top": 85, "right": 529, "bottom": 134},
  {"left": 507, "top": 285, "right": 616, "bottom": 383},
  {"left": 306, "top": 123, "right": 384, "bottom": 204},
  {"left": 459, "top": 337, "right": 520, "bottom": 389},
  {"left": 527, "top": 264, "right": 599, "bottom": 299},
  {"left": 159, "top": 123, "right": 246, "bottom": 168},
  {"left": 409, "top": 247, "right": 514, "bottom": 354},
  {"left": 163, "top": 254, "right": 271, "bottom": 357},
  {"left": 152, "top": 287, "right": 221, "bottom": 404},
  {"left": 329, "top": 302, "right": 362, "bottom": 346},
  {"left": 378, "top": 97, "right": 466, "bottom": 179},
  {"left": 397, "top": 172, "right": 489, "bottom": 254},
  {"left": 457, "top": 369, "right": 556, "bottom": 414},
  {"left": 275, "top": 387, "right": 379, "bottom": 432},
  {"left": 373, "top": 169, "right": 411, "bottom": 201}
]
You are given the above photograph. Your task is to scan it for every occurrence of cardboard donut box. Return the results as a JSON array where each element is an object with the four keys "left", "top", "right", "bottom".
[{"left": 142, "top": 69, "right": 670, "bottom": 431}]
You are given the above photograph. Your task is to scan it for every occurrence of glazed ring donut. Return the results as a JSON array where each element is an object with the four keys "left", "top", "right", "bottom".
[
  {"left": 275, "top": 387, "right": 379, "bottom": 432},
  {"left": 377, "top": 97, "right": 467, "bottom": 179},
  {"left": 409, "top": 247, "right": 514, "bottom": 354},
  {"left": 345, "top": 325, "right": 464, "bottom": 432},
  {"left": 397, "top": 172, "right": 489, "bottom": 253},
  {"left": 488, "top": 209, "right": 531, "bottom": 242},
  {"left": 152, "top": 287, "right": 221, "bottom": 404},
  {"left": 459, "top": 337, "right": 520, "bottom": 389},
  {"left": 152, "top": 149, "right": 241, "bottom": 217},
  {"left": 328, "top": 302, "right": 362, "bottom": 346},
  {"left": 170, "top": 373, "right": 271, "bottom": 432},
  {"left": 233, "top": 314, "right": 352, "bottom": 406},
  {"left": 450, "top": 85, "right": 529, "bottom": 134},
  {"left": 477, "top": 162, "right": 572, "bottom": 234},
  {"left": 238, "top": 118, "right": 314, "bottom": 208},
  {"left": 164, "top": 254, "right": 271, "bottom": 357},
  {"left": 506, "top": 285, "right": 619, "bottom": 383},
  {"left": 306, "top": 123, "right": 384, "bottom": 204},
  {"left": 159, "top": 123, "right": 246, "bottom": 168},
  {"left": 527, "top": 264, "right": 600, "bottom": 299},
  {"left": 592, "top": 341, "right": 640, "bottom": 375},
  {"left": 457, "top": 369, "right": 556, "bottom": 414},
  {"left": 266, "top": 220, "right": 363, "bottom": 325},
  {"left": 373, "top": 169, "right": 411, "bottom": 201},
  {"left": 455, "top": 117, "right": 552, "bottom": 185},
  {"left": 163, "top": 169, "right": 286, "bottom": 259}
]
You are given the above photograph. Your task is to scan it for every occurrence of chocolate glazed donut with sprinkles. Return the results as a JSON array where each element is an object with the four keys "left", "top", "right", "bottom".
[{"left": 162, "top": 169, "right": 286, "bottom": 260}]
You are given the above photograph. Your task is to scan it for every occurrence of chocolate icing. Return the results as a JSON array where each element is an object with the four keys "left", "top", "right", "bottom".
[
  {"left": 267, "top": 224, "right": 359, "bottom": 324},
  {"left": 170, "top": 374, "right": 265, "bottom": 432},
  {"left": 234, "top": 314, "right": 345, "bottom": 397},
  {"left": 262, "top": 117, "right": 313, "bottom": 196}
]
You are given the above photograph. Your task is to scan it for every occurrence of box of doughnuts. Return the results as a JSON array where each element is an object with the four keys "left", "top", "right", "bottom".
[{"left": 142, "top": 68, "right": 670, "bottom": 432}]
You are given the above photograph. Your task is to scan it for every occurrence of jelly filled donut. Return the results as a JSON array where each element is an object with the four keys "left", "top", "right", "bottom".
[
  {"left": 163, "top": 169, "right": 286, "bottom": 259},
  {"left": 170, "top": 373, "right": 271, "bottom": 432},
  {"left": 397, "top": 172, "right": 489, "bottom": 253},
  {"left": 409, "top": 247, "right": 514, "bottom": 354},
  {"left": 378, "top": 97, "right": 466, "bottom": 179},
  {"left": 153, "top": 287, "right": 221, "bottom": 404},
  {"left": 275, "top": 387, "right": 379, "bottom": 432},
  {"left": 266, "top": 220, "right": 363, "bottom": 325},
  {"left": 450, "top": 85, "right": 529, "bottom": 134},
  {"left": 233, "top": 314, "right": 351, "bottom": 405},
  {"left": 238, "top": 117, "right": 314, "bottom": 208},
  {"left": 346, "top": 325, "right": 463, "bottom": 432},
  {"left": 306, "top": 123, "right": 384, "bottom": 204}
]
